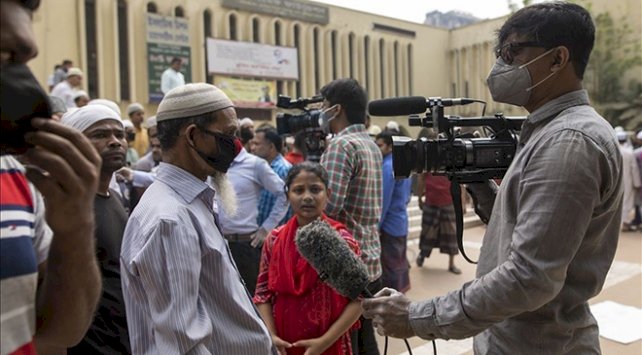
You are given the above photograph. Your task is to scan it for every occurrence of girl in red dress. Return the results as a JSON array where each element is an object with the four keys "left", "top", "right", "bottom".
[{"left": 253, "top": 162, "right": 361, "bottom": 355}]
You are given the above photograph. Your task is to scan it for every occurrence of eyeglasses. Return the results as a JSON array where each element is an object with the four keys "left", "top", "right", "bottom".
[{"left": 495, "top": 41, "right": 547, "bottom": 65}]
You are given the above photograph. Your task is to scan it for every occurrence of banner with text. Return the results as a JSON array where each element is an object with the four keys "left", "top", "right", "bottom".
[
  {"left": 207, "top": 38, "right": 298, "bottom": 80},
  {"left": 214, "top": 76, "right": 276, "bottom": 108},
  {"left": 147, "top": 13, "right": 191, "bottom": 103}
]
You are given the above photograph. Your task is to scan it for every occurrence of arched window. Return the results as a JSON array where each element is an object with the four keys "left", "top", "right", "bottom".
[
  {"left": 294, "top": 24, "right": 301, "bottom": 97},
  {"left": 394, "top": 41, "right": 399, "bottom": 96},
  {"left": 407, "top": 44, "right": 413, "bottom": 95},
  {"left": 85, "top": 0, "right": 98, "bottom": 98},
  {"left": 146, "top": 2, "right": 157, "bottom": 13},
  {"left": 364, "top": 36, "right": 370, "bottom": 91},
  {"left": 117, "top": 0, "right": 129, "bottom": 100},
  {"left": 349, "top": 33, "right": 355, "bottom": 78},
  {"left": 379, "top": 39, "right": 386, "bottom": 97},
  {"left": 229, "top": 14, "right": 237, "bottom": 40},
  {"left": 203, "top": 10, "right": 212, "bottom": 82},
  {"left": 252, "top": 18, "right": 260, "bottom": 43},
  {"left": 331, "top": 31, "right": 338, "bottom": 79},
  {"left": 313, "top": 28, "right": 320, "bottom": 90},
  {"left": 174, "top": 6, "right": 184, "bottom": 18},
  {"left": 274, "top": 21, "right": 282, "bottom": 45}
]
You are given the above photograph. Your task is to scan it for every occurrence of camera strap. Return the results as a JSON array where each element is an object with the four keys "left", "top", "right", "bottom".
[{"left": 451, "top": 182, "right": 478, "bottom": 264}]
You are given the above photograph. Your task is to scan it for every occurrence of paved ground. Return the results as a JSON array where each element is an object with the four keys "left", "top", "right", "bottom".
[{"left": 374, "top": 223, "right": 642, "bottom": 355}]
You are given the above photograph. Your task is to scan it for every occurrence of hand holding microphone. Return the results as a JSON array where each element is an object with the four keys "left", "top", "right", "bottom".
[{"left": 362, "top": 288, "right": 416, "bottom": 339}]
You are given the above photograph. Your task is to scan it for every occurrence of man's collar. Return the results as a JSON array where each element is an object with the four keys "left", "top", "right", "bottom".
[
  {"left": 336, "top": 123, "right": 367, "bottom": 137},
  {"left": 155, "top": 162, "right": 213, "bottom": 204},
  {"left": 527, "top": 90, "right": 589, "bottom": 125}
]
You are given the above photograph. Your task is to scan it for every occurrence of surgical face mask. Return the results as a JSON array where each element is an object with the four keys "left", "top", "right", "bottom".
[
  {"left": 191, "top": 128, "right": 240, "bottom": 173},
  {"left": 1, "top": 64, "right": 52, "bottom": 155},
  {"left": 486, "top": 47, "right": 558, "bottom": 107},
  {"left": 318, "top": 104, "right": 339, "bottom": 135}
]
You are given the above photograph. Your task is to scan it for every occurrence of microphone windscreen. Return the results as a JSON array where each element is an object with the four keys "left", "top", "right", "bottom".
[
  {"left": 368, "top": 96, "right": 427, "bottom": 116},
  {"left": 295, "top": 219, "right": 370, "bottom": 300}
]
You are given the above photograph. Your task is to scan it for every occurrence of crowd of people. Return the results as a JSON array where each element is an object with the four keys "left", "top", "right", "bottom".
[{"left": 1, "top": 1, "right": 637, "bottom": 355}]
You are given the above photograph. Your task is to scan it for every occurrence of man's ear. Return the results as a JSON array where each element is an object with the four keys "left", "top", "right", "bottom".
[
  {"left": 552, "top": 46, "right": 570, "bottom": 71},
  {"left": 184, "top": 124, "right": 198, "bottom": 146}
]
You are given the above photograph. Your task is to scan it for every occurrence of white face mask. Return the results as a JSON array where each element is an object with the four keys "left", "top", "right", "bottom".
[
  {"left": 318, "top": 104, "right": 339, "bottom": 135},
  {"left": 486, "top": 47, "right": 558, "bottom": 107}
]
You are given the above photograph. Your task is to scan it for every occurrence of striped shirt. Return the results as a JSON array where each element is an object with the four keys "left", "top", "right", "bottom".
[
  {"left": 320, "top": 124, "right": 383, "bottom": 281},
  {"left": 120, "top": 163, "right": 273, "bottom": 354},
  {"left": 257, "top": 154, "right": 292, "bottom": 227},
  {"left": 1, "top": 156, "right": 52, "bottom": 355}
]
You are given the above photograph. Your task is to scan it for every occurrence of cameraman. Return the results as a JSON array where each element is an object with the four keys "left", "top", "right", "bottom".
[
  {"left": 319, "top": 78, "right": 383, "bottom": 355},
  {"left": 362, "top": 3, "right": 623, "bottom": 354}
]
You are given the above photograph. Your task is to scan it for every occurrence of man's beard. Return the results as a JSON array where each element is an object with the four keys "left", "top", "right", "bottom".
[{"left": 211, "top": 171, "right": 238, "bottom": 217}]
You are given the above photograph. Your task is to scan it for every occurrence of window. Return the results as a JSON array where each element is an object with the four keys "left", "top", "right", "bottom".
[
  {"left": 379, "top": 39, "right": 385, "bottom": 97},
  {"left": 146, "top": 2, "right": 157, "bottom": 13},
  {"left": 394, "top": 41, "right": 399, "bottom": 96},
  {"left": 85, "top": 0, "right": 98, "bottom": 98},
  {"left": 204, "top": 10, "right": 212, "bottom": 82},
  {"left": 117, "top": 0, "right": 129, "bottom": 100},
  {"left": 407, "top": 44, "right": 413, "bottom": 95},
  {"left": 229, "top": 14, "right": 237, "bottom": 40},
  {"left": 294, "top": 25, "right": 301, "bottom": 97},
  {"left": 252, "top": 18, "right": 260, "bottom": 43},
  {"left": 364, "top": 36, "right": 370, "bottom": 92},
  {"left": 349, "top": 33, "right": 355, "bottom": 78},
  {"left": 274, "top": 21, "right": 282, "bottom": 45},
  {"left": 331, "top": 31, "right": 337, "bottom": 79},
  {"left": 313, "top": 28, "right": 320, "bottom": 90},
  {"left": 174, "top": 6, "right": 184, "bottom": 18}
]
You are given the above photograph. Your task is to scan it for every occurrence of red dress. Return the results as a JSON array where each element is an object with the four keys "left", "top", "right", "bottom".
[{"left": 253, "top": 215, "right": 360, "bottom": 355}]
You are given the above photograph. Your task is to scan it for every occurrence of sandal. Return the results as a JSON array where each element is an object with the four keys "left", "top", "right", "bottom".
[{"left": 448, "top": 266, "right": 462, "bottom": 275}]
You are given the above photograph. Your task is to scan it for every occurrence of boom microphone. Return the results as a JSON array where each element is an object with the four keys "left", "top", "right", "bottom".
[
  {"left": 368, "top": 96, "right": 477, "bottom": 116},
  {"left": 295, "top": 219, "right": 370, "bottom": 300}
]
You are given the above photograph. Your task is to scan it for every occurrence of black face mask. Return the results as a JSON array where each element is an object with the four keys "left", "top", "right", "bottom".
[
  {"left": 1, "top": 64, "right": 52, "bottom": 155},
  {"left": 240, "top": 126, "right": 254, "bottom": 144},
  {"left": 191, "top": 127, "right": 238, "bottom": 173}
]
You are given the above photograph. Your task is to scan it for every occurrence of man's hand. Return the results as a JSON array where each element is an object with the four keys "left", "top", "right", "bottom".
[
  {"left": 251, "top": 228, "right": 268, "bottom": 248},
  {"left": 23, "top": 118, "right": 101, "bottom": 235},
  {"left": 362, "top": 288, "right": 415, "bottom": 339},
  {"left": 115, "top": 166, "right": 133, "bottom": 183}
]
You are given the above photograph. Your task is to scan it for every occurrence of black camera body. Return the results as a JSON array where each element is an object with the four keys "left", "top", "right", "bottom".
[
  {"left": 373, "top": 97, "right": 525, "bottom": 183},
  {"left": 275, "top": 95, "right": 326, "bottom": 162}
]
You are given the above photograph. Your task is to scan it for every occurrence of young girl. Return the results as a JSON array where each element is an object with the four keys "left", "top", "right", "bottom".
[{"left": 253, "top": 162, "right": 361, "bottom": 355}]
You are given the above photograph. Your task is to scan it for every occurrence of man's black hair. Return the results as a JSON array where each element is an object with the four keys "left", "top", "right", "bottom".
[
  {"left": 256, "top": 127, "right": 283, "bottom": 153},
  {"left": 320, "top": 78, "right": 368, "bottom": 125},
  {"left": 497, "top": 1, "right": 595, "bottom": 79},
  {"left": 375, "top": 131, "right": 394, "bottom": 146},
  {"left": 62, "top": 59, "right": 72, "bottom": 65},
  {"left": 171, "top": 57, "right": 182, "bottom": 65},
  {"left": 157, "top": 112, "right": 216, "bottom": 151}
]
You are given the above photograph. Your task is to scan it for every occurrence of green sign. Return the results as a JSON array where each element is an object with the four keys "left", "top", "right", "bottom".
[{"left": 146, "top": 14, "right": 191, "bottom": 103}]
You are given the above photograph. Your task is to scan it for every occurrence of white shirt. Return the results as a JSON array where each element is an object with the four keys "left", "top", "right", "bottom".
[
  {"left": 160, "top": 68, "right": 185, "bottom": 94},
  {"left": 50, "top": 80, "right": 77, "bottom": 109}
]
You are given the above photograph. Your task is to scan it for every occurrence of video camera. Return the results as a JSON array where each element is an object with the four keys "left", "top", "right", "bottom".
[
  {"left": 276, "top": 95, "right": 326, "bottom": 162},
  {"left": 368, "top": 96, "right": 526, "bottom": 263},
  {"left": 368, "top": 96, "right": 525, "bottom": 182}
]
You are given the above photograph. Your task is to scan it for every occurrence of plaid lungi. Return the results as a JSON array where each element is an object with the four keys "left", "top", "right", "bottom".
[
  {"left": 419, "top": 204, "right": 459, "bottom": 256},
  {"left": 379, "top": 230, "right": 410, "bottom": 293}
]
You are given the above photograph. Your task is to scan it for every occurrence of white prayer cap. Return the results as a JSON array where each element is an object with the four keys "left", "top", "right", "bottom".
[
  {"left": 73, "top": 90, "right": 89, "bottom": 100},
  {"left": 637, "top": 131, "right": 642, "bottom": 140},
  {"left": 616, "top": 131, "right": 628, "bottom": 141},
  {"left": 122, "top": 120, "right": 134, "bottom": 129},
  {"left": 145, "top": 115, "right": 157, "bottom": 129},
  {"left": 156, "top": 83, "right": 234, "bottom": 122},
  {"left": 386, "top": 120, "right": 400, "bottom": 132},
  {"left": 240, "top": 117, "right": 254, "bottom": 127},
  {"left": 88, "top": 99, "right": 122, "bottom": 117},
  {"left": 127, "top": 102, "right": 145, "bottom": 116},
  {"left": 61, "top": 105, "right": 122, "bottom": 133},
  {"left": 66, "top": 67, "right": 83, "bottom": 78},
  {"left": 368, "top": 124, "right": 382, "bottom": 136}
]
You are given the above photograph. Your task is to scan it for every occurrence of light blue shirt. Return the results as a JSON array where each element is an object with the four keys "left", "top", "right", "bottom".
[
  {"left": 120, "top": 162, "right": 273, "bottom": 354},
  {"left": 218, "top": 149, "right": 289, "bottom": 235}
]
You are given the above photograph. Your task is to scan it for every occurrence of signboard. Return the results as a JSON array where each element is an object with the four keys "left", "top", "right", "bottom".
[
  {"left": 146, "top": 13, "right": 191, "bottom": 103},
  {"left": 214, "top": 76, "right": 276, "bottom": 108},
  {"left": 207, "top": 38, "right": 299, "bottom": 80},
  {"left": 221, "top": 0, "right": 329, "bottom": 25}
]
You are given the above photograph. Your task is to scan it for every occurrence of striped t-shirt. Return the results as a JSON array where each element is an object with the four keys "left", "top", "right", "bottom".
[{"left": 1, "top": 156, "right": 52, "bottom": 355}]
